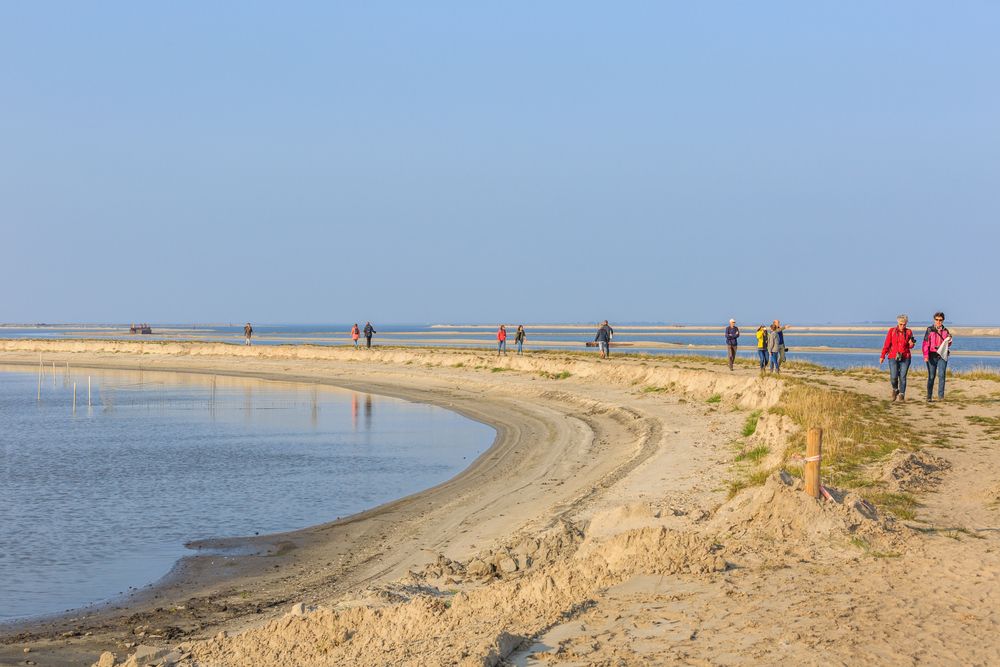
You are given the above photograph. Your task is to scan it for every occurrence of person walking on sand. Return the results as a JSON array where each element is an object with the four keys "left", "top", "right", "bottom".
[
  {"left": 363, "top": 322, "right": 376, "bottom": 349},
  {"left": 755, "top": 325, "right": 769, "bottom": 374},
  {"left": 725, "top": 319, "right": 740, "bottom": 371},
  {"left": 514, "top": 325, "right": 526, "bottom": 355},
  {"left": 767, "top": 323, "right": 784, "bottom": 373},
  {"left": 351, "top": 323, "right": 360, "bottom": 349},
  {"left": 595, "top": 321, "right": 613, "bottom": 359},
  {"left": 243, "top": 322, "right": 253, "bottom": 346},
  {"left": 771, "top": 320, "right": 790, "bottom": 368},
  {"left": 497, "top": 324, "right": 508, "bottom": 355},
  {"left": 880, "top": 314, "right": 916, "bottom": 402},
  {"left": 923, "top": 312, "right": 953, "bottom": 402}
]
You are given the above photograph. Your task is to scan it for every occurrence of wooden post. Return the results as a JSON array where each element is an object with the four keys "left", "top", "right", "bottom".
[
  {"left": 88, "top": 376, "right": 92, "bottom": 407},
  {"left": 37, "top": 359, "right": 42, "bottom": 401},
  {"left": 73, "top": 382, "right": 77, "bottom": 414},
  {"left": 805, "top": 428, "right": 822, "bottom": 499}
]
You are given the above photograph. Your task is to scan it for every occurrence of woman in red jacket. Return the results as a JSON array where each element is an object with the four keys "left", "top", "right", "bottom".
[
  {"left": 497, "top": 324, "right": 507, "bottom": 356},
  {"left": 879, "top": 314, "right": 916, "bottom": 402}
]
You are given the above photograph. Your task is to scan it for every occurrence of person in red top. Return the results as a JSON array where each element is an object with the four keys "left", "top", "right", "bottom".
[
  {"left": 350, "top": 323, "right": 360, "bottom": 349},
  {"left": 879, "top": 314, "right": 916, "bottom": 401},
  {"left": 497, "top": 324, "right": 507, "bottom": 356}
]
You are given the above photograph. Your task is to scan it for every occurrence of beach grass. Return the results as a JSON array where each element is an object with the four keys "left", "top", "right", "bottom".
[
  {"left": 727, "top": 376, "right": 922, "bottom": 517},
  {"left": 966, "top": 415, "right": 1000, "bottom": 436},
  {"left": 741, "top": 410, "right": 762, "bottom": 437},
  {"left": 735, "top": 445, "right": 769, "bottom": 463}
]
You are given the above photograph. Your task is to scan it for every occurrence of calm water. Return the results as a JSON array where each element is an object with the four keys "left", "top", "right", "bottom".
[
  {"left": 0, "top": 367, "right": 493, "bottom": 622},
  {"left": 1, "top": 323, "right": 999, "bottom": 371}
]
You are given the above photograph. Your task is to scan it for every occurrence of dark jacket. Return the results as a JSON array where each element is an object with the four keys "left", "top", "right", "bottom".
[
  {"left": 595, "top": 325, "right": 612, "bottom": 343},
  {"left": 364, "top": 324, "right": 376, "bottom": 337},
  {"left": 725, "top": 326, "right": 740, "bottom": 346}
]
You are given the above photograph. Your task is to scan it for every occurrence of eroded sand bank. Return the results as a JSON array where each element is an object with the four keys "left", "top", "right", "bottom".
[{"left": 1, "top": 340, "right": 998, "bottom": 666}]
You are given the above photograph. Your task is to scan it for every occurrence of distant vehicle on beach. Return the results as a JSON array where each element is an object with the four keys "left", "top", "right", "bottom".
[{"left": 129, "top": 323, "right": 153, "bottom": 334}]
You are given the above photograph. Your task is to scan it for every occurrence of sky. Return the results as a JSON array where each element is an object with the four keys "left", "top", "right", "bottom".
[{"left": 2, "top": 3, "right": 998, "bottom": 325}]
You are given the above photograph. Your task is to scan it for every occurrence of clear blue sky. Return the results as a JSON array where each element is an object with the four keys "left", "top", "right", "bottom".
[{"left": 2, "top": 3, "right": 997, "bottom": 324}]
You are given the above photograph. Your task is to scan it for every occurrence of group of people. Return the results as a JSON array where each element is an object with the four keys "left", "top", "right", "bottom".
[
  {"left": 350, "top": 322, "right": 377, "bottom": 349},
  {"left": 244, "top": 318, "right": 955, "bottom": 399},
  {"left": 496, "top": 324, "right": 527, "bottom": 355},
  {"left": 724, "top": 319, "right": 789, "bottom": 374},
  {"left": 496, "top": 321, "right": 613, "bottom": 357},
  {"left": 244, "top": 322, "right": 379, "bottom": 348},
  {"left": 879, "top": 312, "right": 953, "bottom": 402}
]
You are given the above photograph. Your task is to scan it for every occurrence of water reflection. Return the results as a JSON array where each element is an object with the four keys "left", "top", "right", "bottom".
[{"left": 0, "top": 363, "right": 493, "bottom": 621}]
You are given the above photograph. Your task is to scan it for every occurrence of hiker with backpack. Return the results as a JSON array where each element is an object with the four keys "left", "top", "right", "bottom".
[
  {"left": 363, "top": 322, "right": 376, "bottom": 349},
  {"left": 351, "top": 323, "right": 361, "bottom": 349},
  {"left": 595, "top": 321, "right": 613, "bottom": 359},
  {"left": 880, "top": 314, "right": 916, "bottom": 401},
  {"left": 923, "top": 312, "right": 953, "bottom": 402},
  {"left": 497, "top": 324, "right": 508, "bottom": 355}
]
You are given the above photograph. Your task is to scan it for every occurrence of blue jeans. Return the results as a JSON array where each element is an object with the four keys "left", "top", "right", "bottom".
[
  {"left": 927, "top": 356, "right": 947, "bottom": 398},
  {"left": 598, "top": 341, "right": 609, "bottom": 356},
  {"left": 770, "top": 351, "right": 781, "bottom": 372},
  {"left": 758, "top": 349, "right": 768, "bottom": 368},
  {"left": 516, "top": 340, "right": 523, "bottom": 354},
  {"left": 888, "top": 357, "right": 910, "bottom": 395},
  {"left": 498, "top": 340, "right": 506, "bottom": 354}
]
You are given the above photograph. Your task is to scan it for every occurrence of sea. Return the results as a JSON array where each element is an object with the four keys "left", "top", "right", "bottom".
[{"left": 0, "top": 366, "right": 493, "bottom": 621}]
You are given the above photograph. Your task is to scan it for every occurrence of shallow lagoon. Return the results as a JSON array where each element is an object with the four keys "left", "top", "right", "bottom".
[{"left": 0, "top": 367, "right": 493, "bottom": 621}]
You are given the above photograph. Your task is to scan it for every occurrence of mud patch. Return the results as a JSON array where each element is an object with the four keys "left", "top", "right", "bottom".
[{"left": 881, "top": 451, "right": 952, "bottom": 493}]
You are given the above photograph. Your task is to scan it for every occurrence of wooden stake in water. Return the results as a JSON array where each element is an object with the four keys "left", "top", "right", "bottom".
[
  {"left": 37, "top": 361, "right": 42, "bottom": 401},
  {"left": 88, "top": 376, "right": 92, "bottom": 407},
  {"left": 73, "top": 382, "right": 77, "bottom": 414},
  {"left": 805, "top": 428, "right": 822, "bottom": 499}
]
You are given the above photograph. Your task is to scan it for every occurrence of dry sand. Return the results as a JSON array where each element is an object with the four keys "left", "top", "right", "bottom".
[{"left": 0, "top": 340, "right": 998, "bottom": 666}]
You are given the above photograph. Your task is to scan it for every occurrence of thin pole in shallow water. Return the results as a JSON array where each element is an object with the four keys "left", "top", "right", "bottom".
[
  {"left": 37, "top": 357, "right": 42, "bottom": 401},
  {"left": 88, "top": 376, "right": 92, "bottom": 407},
  {"left": 73, "top": 382, "right": 77, "bottom": 414}
]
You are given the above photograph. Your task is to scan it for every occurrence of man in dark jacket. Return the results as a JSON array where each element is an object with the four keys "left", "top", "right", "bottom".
[
  {"left": 363, "top": 322, "right": 376, "bottom": 349},
  {"left": 725, "top": 319, "right": 740, "bottom": 371},
  {"left": 595, "top": 320, "right": 613, "bottom": 359}
]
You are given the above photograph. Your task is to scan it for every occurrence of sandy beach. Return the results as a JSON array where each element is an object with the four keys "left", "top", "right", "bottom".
[{"left": 1, "top": 340, "right": 999, "bottom": 666}]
